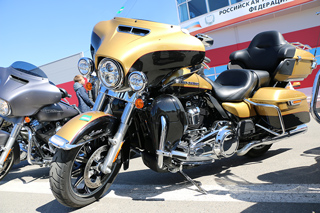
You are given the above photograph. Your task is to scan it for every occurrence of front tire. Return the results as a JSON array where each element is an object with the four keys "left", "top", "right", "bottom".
[
  {"left": 49, "top": 139, "right": 122, "bottom": 208},
  {"left": 0, "top": 149, "right": 15, "bottom": 181}
]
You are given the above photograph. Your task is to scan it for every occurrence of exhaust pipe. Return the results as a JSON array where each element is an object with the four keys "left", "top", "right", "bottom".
[{"left": 237, "top": 124, "right": 308, "bottom": 156}]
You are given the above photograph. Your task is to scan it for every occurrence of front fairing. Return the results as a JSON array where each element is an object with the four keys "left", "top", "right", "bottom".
[
  {"left": 91, "top": 0, "right": 205, "bottom": 88},
  {"left": 0, "top": 62, "right": 61, "bottom": 117}
]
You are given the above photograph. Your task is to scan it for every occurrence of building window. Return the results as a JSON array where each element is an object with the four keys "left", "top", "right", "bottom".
[
  {"left": 188, "top": 0, "right": 207, "bottom": 18},
  {"left": 208, "top": 0, "right": 229, "bottom": 12},
  {"left": 177, "top": 0, "right": 244, "bottom": 23},
  {"left": 177, "top": 0, "right": 190, "bottom": 22}
]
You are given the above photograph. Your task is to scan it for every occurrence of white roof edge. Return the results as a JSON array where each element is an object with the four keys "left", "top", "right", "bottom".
[{"left": 39, "top": 52, "right": 84, "bottom": 68}]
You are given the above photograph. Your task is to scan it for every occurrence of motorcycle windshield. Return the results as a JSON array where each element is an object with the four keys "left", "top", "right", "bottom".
[
  {"left": 10, "top": 61, "right": 48, "bottom": 79},
  {"left": 115, "top": 0, "right": 180, "bottom": 26}
]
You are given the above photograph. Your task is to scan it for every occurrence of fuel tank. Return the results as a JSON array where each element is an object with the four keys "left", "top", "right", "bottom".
[
  {"left": 34, "top": 101, "right": 79, "bottom": 122},
  {"left": 163, "top": 68, "right": 212, "bottom": 97}
]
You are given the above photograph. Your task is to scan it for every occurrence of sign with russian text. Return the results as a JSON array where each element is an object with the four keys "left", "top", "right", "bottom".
[{"left": 181, "top": 0, "right": 313, "bottom": 34}]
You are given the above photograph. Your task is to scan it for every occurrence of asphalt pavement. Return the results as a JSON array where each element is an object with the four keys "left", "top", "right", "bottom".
[{"left": 1, "top": 119, "right": 320, "bottom": 213}]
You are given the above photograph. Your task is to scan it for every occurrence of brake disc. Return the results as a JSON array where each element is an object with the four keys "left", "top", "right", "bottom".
[{"left": 83, "top": 145, "right": 109, "bottom": 188}]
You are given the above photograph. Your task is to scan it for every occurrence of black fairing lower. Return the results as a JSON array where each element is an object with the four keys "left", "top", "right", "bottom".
[
  {"left": 34, "top": 101, "right": 79, "bottom": 122},
  {"left": 131, "top": 51, "right": 205, "bottom": 87},
  {"left": 145, "top": 94, "right": 187, "bottom": 154}
]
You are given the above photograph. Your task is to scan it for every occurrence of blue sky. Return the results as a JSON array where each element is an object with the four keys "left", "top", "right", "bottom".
[
  {"left": 0, "top": 0, "right": 128, "bottom": 67},
  {"left": 0, "top": 0, "right": 179, "bottom": 68}
]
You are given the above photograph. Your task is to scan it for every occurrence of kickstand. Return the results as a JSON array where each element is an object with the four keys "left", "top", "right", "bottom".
[{"left": 179, "top": 165, "right": 207, "bottom": 194}]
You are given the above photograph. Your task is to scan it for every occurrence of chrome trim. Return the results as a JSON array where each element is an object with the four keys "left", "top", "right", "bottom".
[
  {"left": 100, "top": 101, "right": 136, "bottom": 174},
  {"left": 311, "top": 61, "right": 317, "bottom": 70},
  {"left": 0, "top": 121, "right": 23, "bottom": 167},
  {"left": 106, "top": 90, "right": 138, "bottom": 104},
  {"left": 310, "top": 69, "right": 320, "bottom": 124},
  {"left": 288, "top": 78, "right": 305, "bottom": 82},
  {"left": 237, "top": 124, "right": 307, "bottom": 156},
  {"left": 157, "top": 116, "right": 167, "bottom": 169},
  {"left": 98, "top": 58, "right": 124, "bottom": 90},
  {"left": 287, "top": 100, "right": 302, "bottom": 106},
  {"left": 78, "top": 57, "right": 94, "bottom": 76},
  {"left": 49, "top": 133, "right": 110, "bottom": 150},
  {"left": 92, "top": 86, "right": 108, "bottom": 111},
  {"left": 128, "top": 71, "right": 148, "bottom": 92},
  {"left": 244, "top": 99, "right": 285, "bottom": 136}
]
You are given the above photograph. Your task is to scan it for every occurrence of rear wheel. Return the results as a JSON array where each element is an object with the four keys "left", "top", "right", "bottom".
[
  {"left": 0, "top": 150, "right": 14, "bottom": 181},
  {"left": 245, "top": 144, "right": 272, "bottom": 158},
  {"left": 49, "top": 138, "right": 122, "bottom": 208}
]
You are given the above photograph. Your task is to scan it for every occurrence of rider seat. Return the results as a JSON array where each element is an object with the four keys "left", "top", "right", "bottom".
[
  {"left": 211, "top": 69, "right": 269, "bottom": 102},
  {"left": 211, "top": 31, "right": 296, "bottom": 102}
]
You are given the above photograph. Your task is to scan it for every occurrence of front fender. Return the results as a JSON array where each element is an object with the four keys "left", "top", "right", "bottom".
[{"left": 49, "top": 111, "right": 118, "bottom": 150}]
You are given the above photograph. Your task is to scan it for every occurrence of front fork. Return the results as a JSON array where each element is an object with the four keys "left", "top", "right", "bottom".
[
  {"left": 93, "top": 86, "right": 136, "bottom": 174},
  {"left": 100, "top": 101, "right": 135, "bottom": 174},
  {"left": 0, "top": 118, "right": 23, "bottom": 169}
]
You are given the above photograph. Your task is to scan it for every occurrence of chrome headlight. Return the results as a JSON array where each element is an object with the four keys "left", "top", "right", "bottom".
[
  {"left": 128, "top": 71, "right": 148, "bottom": 91},
  {"left": 0, "top": 99, "right": 11, "bottom": 116},
  {"left": 78, "top": 57, "right": 94, "bottom": 76},
  {"left": 98, "top": 58, "right": 123, "bottom": 89}
]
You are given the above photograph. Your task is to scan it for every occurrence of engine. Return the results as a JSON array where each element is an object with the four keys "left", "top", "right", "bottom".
[
  {"left": 177, "top": 96, "right": 239, "bottom": 161},
  {"left": 145, "top": 94, "right": 239, "bottom": 172}
]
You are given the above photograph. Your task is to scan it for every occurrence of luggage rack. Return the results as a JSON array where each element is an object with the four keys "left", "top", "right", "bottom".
[
  {"left": 244, "top": 99, "right": 286, "bottom": 136},
  {"left": 290, "top": 42, "right": 312, "bottom": 50}
]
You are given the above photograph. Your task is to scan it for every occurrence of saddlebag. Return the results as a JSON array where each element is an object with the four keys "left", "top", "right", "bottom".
[
  {"left": 250, "top": 87, "right": 310, "bottom": 130},
  {"left": 273, "top": 46, "right": 316, "bottom": 82}
]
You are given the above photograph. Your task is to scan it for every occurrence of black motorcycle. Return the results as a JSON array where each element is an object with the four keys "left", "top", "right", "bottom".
[{"left": 0, "top": 61, "right": 79, "bottom": 180}]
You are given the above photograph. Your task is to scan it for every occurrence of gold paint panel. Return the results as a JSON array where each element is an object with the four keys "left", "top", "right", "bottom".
[
  {"left": 56, "top": 111, "right": 113, "bottom": 143},
  {"left": 93, "top": 17, "right": 205, "bottom": 76},
  {"left": 250, "top": 87, "right": 308, "bottom": 116},
  {"left": 222, "top": 102, "right": 256, "bottom": 118}
]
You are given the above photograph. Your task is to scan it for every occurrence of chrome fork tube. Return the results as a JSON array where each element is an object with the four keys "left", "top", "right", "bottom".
[
  {"left": 0, "top": 121, "right": 23, "bottom": 168},
  {"left": 92, "top": 86, "right": 107, "bottom": 111},
  {"left": 100, "top": 101, "right": 135, "bottom": 174}
]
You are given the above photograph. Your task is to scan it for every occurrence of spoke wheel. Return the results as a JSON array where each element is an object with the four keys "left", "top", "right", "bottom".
[
  {"left": 0, "top": 150, "right": 14, "bottom": 181},
  {"left": 50, "top": 139, "right": 122, "bottom": 208}
]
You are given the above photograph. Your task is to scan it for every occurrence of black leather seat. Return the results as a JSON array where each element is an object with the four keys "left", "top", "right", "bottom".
[
  {"left": 228, "top": 31, "right": 296, "bottom": 77},
  {"left": 211, "top": 69, "right": 269, "bottom": 102},
  {"left": 210, "top": 31, "right": 295, "bottom": 102}
]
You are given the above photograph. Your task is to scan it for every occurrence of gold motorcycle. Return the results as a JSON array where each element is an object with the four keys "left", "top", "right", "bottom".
[{"left": 48, "top": 0, "right": 317, "bottom": 207}]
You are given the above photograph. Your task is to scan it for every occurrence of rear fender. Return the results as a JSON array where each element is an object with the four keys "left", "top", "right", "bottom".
[{"left": 49, "top": 111, "right": 118, "bottom": 150}]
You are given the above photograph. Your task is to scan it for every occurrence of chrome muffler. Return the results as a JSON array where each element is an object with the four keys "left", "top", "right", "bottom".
[{"left": 237, "top": 124, "right": 307, "bottom": 156}]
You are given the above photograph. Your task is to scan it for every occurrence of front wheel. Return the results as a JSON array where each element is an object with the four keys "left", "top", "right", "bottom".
[
  {"left": 0, "top": 149, "right": 15, "bottom": 181},
  {"left": 49, "top": 139, "right": 122, "bottom": 208}
]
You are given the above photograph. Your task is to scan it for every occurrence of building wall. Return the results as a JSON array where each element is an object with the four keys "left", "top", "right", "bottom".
[
  {"left": 39, "top": 52, "right": 83, "bottom": 105},
  {"left": 180, "top": 0, "right": 320, "bottom": 99}
]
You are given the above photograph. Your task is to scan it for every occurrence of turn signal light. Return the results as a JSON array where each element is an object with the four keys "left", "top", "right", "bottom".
[
  {"left": 25, "top": 117, "right": 31, "bottom": 123},
  {"left": 292, "top": 100, "right": 302, "bottom": 105},
  {"left": 135, "top": 98, "right": 144, "bottom": 109},
  {"left": 85, "top": 82, "right": 93, "bottom": 91}
]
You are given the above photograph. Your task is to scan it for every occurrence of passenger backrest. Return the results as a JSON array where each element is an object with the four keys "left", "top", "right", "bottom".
[{"left": 228, "top": 31, "right": 296, "bottom": 79}]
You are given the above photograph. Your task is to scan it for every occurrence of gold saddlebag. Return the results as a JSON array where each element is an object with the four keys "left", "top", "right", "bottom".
[
  {"left": 250, "top": 87, "right": 310, "bottom": 130},
  {"left": 274, "top": 47, "right": 315, "bottom": 82}
]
